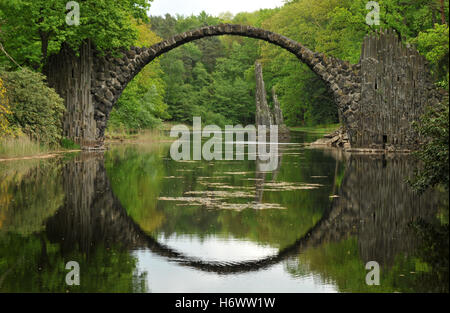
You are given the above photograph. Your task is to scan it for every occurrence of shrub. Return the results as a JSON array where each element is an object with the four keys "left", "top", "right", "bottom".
[
  {"left": 409, "top": 96, "right": 449, "bottom": 194},
  {"left": 0, "top": 68, "right": 65, "bottom": 147},
  {"left": 60, "top": 137, "right": 80, "bottom": 150}
]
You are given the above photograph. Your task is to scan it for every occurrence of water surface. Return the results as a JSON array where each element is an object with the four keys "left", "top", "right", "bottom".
[{"left": 0, "top": 131, "right": 448, "bottom": 292}]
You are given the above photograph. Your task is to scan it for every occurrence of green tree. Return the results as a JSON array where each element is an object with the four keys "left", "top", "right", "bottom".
[
  {"left": 150, "top": 2, "right": 449, "bottom": 128},
  {"left": 108, "top": 21, "right": 168, "bottom": 132},
  {"left": 414, "top": 24, "right": 449, "bottom": 83},
  {"left": 0, "top": 0, "right": 151, "bottom": 69},
  {"left": 409, "top": 96, "right": 449, "bottom": 194},
  {"left": 0, "top": 76, "right": 11, "bottom": 138}
]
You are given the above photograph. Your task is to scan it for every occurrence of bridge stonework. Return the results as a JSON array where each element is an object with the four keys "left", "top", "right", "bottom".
[
  {"left": 46, "top": 25, "right": 438, "bottom": 150},
  {"left": 355, "top": 29, "right": 440, "bottom": 150}
]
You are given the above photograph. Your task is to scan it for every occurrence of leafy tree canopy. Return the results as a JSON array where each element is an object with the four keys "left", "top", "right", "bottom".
[{"left": 0, "top": 0, "right": 152, "bottom": 68}]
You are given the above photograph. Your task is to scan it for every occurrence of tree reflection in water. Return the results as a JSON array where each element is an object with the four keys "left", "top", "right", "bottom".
[{"left": 0, "top": 146, "right": 448, "bottom": 292}]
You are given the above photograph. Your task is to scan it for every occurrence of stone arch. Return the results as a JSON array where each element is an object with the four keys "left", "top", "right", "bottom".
[
  {"left": 92, "top": 24, "right": 360, "bottom": 145},
  {"left": 47, "top": 26, "right": 439, "bottom": 150}
]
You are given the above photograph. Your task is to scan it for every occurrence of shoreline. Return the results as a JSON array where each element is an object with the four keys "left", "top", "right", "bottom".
[
  {"left": 1, "top": 124, "right": 416, "bottom": 162},
  {"left": 306, "top": 142, "right": 412, "bottom": 154},
  {"left": 0, "top": 149, "right": 82, "bottom": 162}
]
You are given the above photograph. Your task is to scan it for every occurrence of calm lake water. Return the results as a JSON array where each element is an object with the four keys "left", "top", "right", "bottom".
[{"left": 0, "top": 131, "right": 448, "bottom": 293}]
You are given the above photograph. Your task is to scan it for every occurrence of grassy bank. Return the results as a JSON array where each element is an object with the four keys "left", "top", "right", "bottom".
[
  {"left": 1, "top": 127, "right": 173, "bottom": 160},
  {"left": 0, "top": 135, "right": 52, "bottom": 159},
  {"left": 1, "top": 123, "right": 339, "bottom": 159},
  {"left": 0, "top": 135, "right": 80, "bottom": 160}
]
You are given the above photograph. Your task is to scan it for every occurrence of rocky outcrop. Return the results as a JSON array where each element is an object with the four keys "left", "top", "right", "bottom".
[
  {"left": 46, "top": 41, "right": 100, "bottom": 149},
  {"left": 255, "top": 62, "right": 274, "bottom": 128},
  {"left": 354, "top": 29, "right": 441, "bottom": 150},
  {"left": 271, "top": 87, "right": 290, "bottom": 138},
  {"left": 255, "top": 62, "right": 291, "bottom": 140},
  {"left": 272, "top": 87, "right": 283, "bottom": 125},
  {"left": 311, "top": 127, "right": 350, "bottom": 149}
]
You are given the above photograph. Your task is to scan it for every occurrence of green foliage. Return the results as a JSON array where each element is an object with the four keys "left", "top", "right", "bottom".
[
  {"left": 377, "top": 0, "right": 448, "bottom": 38},
  {"left": 109, "top": 81, "right": 163, "bottom": 131},
  {"left": 0, "top": 233, "right": 146, "bottom": 292},
  {"left": 414, "top": 24, "right": 449, "bottom": 83},
  {"left": 108, "top": 21, "right": 167, "bottom": 133},
  {"left": 0, "top": 0, "right": 152, "bottom": 68},
  {"left": 0, "top": 76, "right": 11, "bottom": 138},
  {"left": 0, "top": 68, "right": 65, "bottom": 147},
  {"left": 409, "top": 96, "right": 449, "bottom": 194},
  {"left": 152, "top": 13, "right": 257, "bottom": 126},
  {"left": 410, "top": 218, "right": 449, "bottom": 280},
  {"left": 209, "top": 41, "right": 257, "bottom": 125},
  {"left": 105, "top": 146, "right": 166, "bottom": 233},
  {"left": 0, "top": 133, "right": 50, "bottom": 158},
  {"left": 159, "top": 45, "right": 203, "bottom": 124}
]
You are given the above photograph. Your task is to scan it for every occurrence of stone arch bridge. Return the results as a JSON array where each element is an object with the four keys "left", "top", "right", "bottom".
[{"left": 46, "top": 24, "right": 439, "bottom": 150}]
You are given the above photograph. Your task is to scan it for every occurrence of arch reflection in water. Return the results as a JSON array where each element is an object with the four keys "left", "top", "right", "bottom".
[
  {"left": 0, "top": 143, "right": 447, "bottom": 292},
  {"left": 46, "top": 149, "right": 447, "bottom": 292}
]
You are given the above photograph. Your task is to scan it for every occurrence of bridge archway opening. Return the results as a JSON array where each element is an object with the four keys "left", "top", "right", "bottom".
[
  {"left": 94, "top": 24, "right": 356, "bottom": 142},
  {"left": 115, "top": 31, "right": 339, "bottom": 128},
  {"left": 47, "top": 24, "right": 358, "bottom": 148}
]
